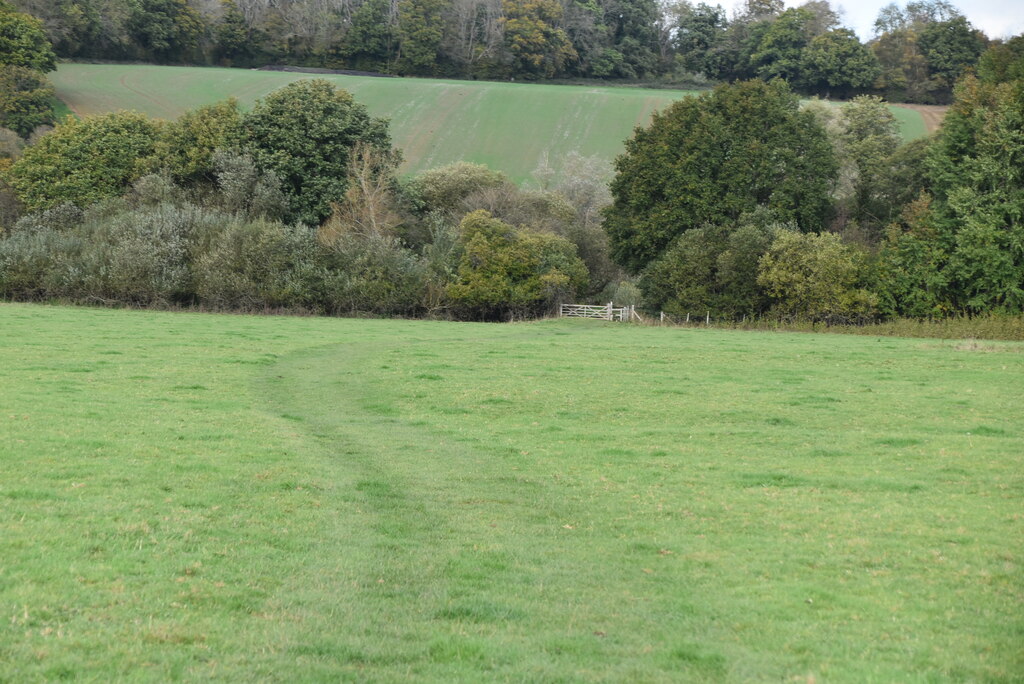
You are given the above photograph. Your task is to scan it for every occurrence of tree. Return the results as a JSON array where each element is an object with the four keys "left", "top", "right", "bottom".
[
  {"left": 396, "top": 0, "right": 446, "bottom": 74},
  {"left": 501, "top": 0, "right": 576, "bottom": 79},
  {"left": 604, "top": 79, "right": 836, "bottom": 273},
  {"left": 598, "top": 0, "right": 661, "bottom": 79},
  {"left": 447, "top": 209, "right": 587, "bottom": 319},
  {"left": 126, "top": 0, "right": 204, "bottom": 63},
  {"left": 749, "top": 7, "right": 815, "bottom": 82},
  {"left": 672, "top": 2, "right": 728, "bottom": 77},
  {"left": 337, "top": 0, "right": 396, "bottom": 71},
  {"left": 757, "top": 230, "right": 877, "bottom": 322},
  {"left": 215, "top": 0, "right": 255, "bottom": 66},
  {"left": 836, "top": 95, "right": 903, "bottom": 238},
  {"left": 318, "top": 143, "right": 403, "bottom": 242},
  {"left": 871, "top": 24, "right": 934, "bottom": 102},
  {"left": 5, "top": 110, "right": 159, "bottom": 210},
  {"left": 0, "top": 64, "right": 53, "bottom": 136},
  {"left": 918, "top": 16, "right": 987, "bottom": 90},
  {"left": 927, "top": 76, "right": 1024, "bottom": 312},
  {"left": 977, "top": 35, "right": 1024, "bottom": 85},
  {"left": 240, "top": 79, "right": 395, "bottom": 226},
  {"left": 873, "top": 194, "right": 950, "bottom": 317},
  {"left": 0, "top": 1, "right": 56, "bottom": 72},
  {"left": 799, "top": 0, "right": 841, "bottom": 36},
  {"left": 150, "top": 98, "right": 242, "bottom": 185},
  {"left": 800, "top": 29, "right": 880, "bottom": 97},
  {"left": 869, "top": 1, "right": 981, "bottom": 103},
  {"left": 440, "top": 0, "right": 504, "bottom": 76}
]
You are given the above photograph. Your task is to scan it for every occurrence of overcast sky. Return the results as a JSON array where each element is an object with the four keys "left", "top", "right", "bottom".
[{"left": 718, "top": 1, "right": 1024, "bottom": 40}]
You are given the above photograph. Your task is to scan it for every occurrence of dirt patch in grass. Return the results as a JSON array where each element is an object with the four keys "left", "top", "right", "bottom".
[{"left": 895, "top": 103, "right": 949, "bottom": 134}]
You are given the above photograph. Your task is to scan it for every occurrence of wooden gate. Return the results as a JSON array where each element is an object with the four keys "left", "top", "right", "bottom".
[{"left": 559, "top": 303, "right": 641, "bottom": 322}]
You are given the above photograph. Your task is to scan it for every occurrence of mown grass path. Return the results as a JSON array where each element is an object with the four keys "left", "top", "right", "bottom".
[
  {"left": 50, "top": 64, "right": 929, "bottom": 183},
  {"left": 1, "top": 304, "right": 1021, "bottom": 681}
]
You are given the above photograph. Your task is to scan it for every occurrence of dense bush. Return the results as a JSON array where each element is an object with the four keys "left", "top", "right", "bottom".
[
  {"left": 321, "top": 233, "right": 427, "bottom": 317},
  {"left": 406, "top": 162, "right": 508, "bottom": 217},
  {"left": 0, "top": 64, "right": 52, "bottom": 136},
  {"left": 5, "top": 111, "right": 159, "bottom": 211},
  {"left": 447, "top": 210, "right": 587, "bottom": 320},
  {"left": 74, "top": 202, "right": 201, "bottom": 305},
  {"left": 757, "top": 231, "right": 877, "bottom": 323},
  {"left": 149, "top": 99, "right": 242, "bottom": 185},
  {"left": 0, "top": 222, "right": 82, "bottom": 298},
  {"left": 193, "top": 218, "right": 326, "bottom": 311},
  {"left": 641, "top": 213, "right": 782, "bottom": 318}
]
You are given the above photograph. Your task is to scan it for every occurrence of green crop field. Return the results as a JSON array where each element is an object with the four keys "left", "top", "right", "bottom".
[
  {"left": 49, "top": 64, "right": 929, "bottom": 182},
  {"left": 888, "top": 104, "right": 928, "bottom": 140},
  {"left": 1, "top": 303, "right": 1021, "bottom": 681}
]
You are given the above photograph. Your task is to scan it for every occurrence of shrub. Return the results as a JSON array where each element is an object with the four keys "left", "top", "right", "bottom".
[
  {"left": 0, "top": 224, "right": 83, "bottom": 299},
  {"left": 74, "top": 202, "right": 203, "bottom": 305},
  {"left": 0, "top": 65, "right": 53, "bottom": 137},
  {"left": 193, "top": 218, "right": 326, "bottom": 311},
  {"left": 321, "top": 233, "right": 427, "bottom": 316},
  {"left": 6, "top": 111, "right": 159, "bottom": 211},
  {"left": 406, "top": 162, "right": 507, "bottom": 216},
  {"left": 757, "top": 231, "right": 877, "bottom": 323},
  {"left": 447, "top": 210, "right": 588, "bottom": 320}
]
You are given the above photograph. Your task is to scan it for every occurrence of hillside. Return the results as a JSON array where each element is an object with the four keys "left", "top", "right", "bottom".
[{"left": 50, "top": 64, "right": 930, "bottom": 183}]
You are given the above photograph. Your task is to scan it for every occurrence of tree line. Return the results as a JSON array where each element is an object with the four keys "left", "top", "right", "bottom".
[
  {"left": 0, "top": 78, "right": 619, "bottom": 319},
  {"left": 0, "top": 0, "right": 1021, "bottom": 324},
  {"left": 6, "top": 0, "right": 1018, "bottom": 101},
  {"left": 607, "top": 71, "right": 1024, "bottom": 322},
  {"left": 1, "top": 68, "right": 1021, "bottom": 323}
]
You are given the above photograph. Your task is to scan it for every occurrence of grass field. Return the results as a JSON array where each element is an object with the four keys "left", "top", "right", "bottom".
[
  {"left": 49, "top": 64, "right": 930, "bottom": 182},
  {"left": 1, "top": 303, "right": 1021, "bottom": 681},
  {"left": 888, "top": 104, "right": 929, "bottom": 140}
]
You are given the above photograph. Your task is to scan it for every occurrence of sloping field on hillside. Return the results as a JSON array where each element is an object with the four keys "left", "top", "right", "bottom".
[{"left": 51, "top": 64, "right": 929, "bottom": 182}]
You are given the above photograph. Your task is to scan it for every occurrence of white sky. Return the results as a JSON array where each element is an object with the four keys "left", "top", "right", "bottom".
[{"left": 719, "top": 1, "right": 1024, "bottom": 40}]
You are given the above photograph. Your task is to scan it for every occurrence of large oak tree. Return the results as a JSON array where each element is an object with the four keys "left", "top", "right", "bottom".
[{"left": 604, "top": 79, "right": 837, "bottom": 273}]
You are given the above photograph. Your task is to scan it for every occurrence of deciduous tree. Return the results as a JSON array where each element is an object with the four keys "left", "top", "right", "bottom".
[
  {"left": 0, "top": 1, "right": 56, "bottom": 72},
  {"left": 604, "top": 79, "right": 836, "bottom": 273},
  {"left": 6, "top": 110, "right": 158, "bottom": 210},
  {"left": 240, "top": 79, "right": 395, "bottom": 226},
  {"left": 0, "top": 63, "right": 52, "bottom": 136}
]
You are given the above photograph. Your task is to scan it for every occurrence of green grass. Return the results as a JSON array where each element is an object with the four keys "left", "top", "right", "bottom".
[
  {"left": 49, "top": 64, "right": 929, "bottom": 182},
  {"left": 2, "top": 303, "right": 1020, "bottom": 681},
  {"left": 48, "top": 95, "right": 76, "bottom": 124},
  {"left": 889, "top": 104, "right": 929, "bottom": 141}
]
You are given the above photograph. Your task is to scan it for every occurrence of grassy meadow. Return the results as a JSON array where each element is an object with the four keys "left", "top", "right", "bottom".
[
  {"left": 1, "top": 303, "right": 1021, "bottom": 681},
  {"left": 49, "top": 64, "right": 929, "bottom": 182}
]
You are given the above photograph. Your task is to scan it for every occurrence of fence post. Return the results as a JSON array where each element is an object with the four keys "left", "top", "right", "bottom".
[
  {"left": 607, "top": 302, "right": 613, "bottom": 320},
  {"left": 685, "top": 313, "right": 689, "bottom": 323},
  {"left": 706, "top": 311, "right": 710, "bottom": 325}
]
